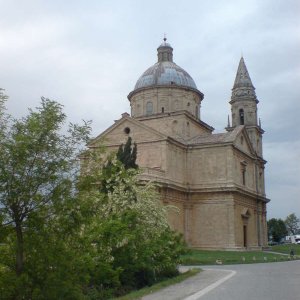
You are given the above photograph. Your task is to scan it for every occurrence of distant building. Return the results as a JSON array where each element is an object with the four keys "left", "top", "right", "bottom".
[{"left": 88, "top": 39, "right": 269, "bottom": 250}]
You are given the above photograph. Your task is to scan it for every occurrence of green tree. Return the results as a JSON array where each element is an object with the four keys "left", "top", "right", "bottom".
[
  {"left": 0, "top": 98, "right": 93, "bottom": 297},
  {"left": 267, "top": 218, "right": 287, "bottom": 243},
  {"left": 0, "top": 89, "right": 9, "bottom": 140},
  {"left": 100, "top": 137, "right": 137, "bottom": 194},
  {"left": 0, "top": 95, "right": 185, "bottom": 299},
  {"left": 80, "top": 157, "right": 185, "bottom": 293},
  {"left": 116, "top": 137, "right": 138, "bottom": 169},
  {"left": 285, "top": 213, "right": 300, "bottom": 235}
]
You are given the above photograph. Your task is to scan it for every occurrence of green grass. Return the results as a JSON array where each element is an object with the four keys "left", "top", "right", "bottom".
[
  {"left": 271, "top": 244, "right": 300, "bottom": 255},
  {"left": 114, "top": 269, "right": 200, "bottom": 300},
  {"left": 181, "top": 249, "right": 297, "bottom": 265}
]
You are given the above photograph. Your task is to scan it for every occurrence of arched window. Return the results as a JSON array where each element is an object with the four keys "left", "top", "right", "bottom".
[
  {"left": 239, "top": 109, "right": 244, "bottom": 125},
  {"left": 172, "top": 120, "right": 178, "bottom": 134},
  {"left": 195, "top": 106, "right": 199, "bottom": 118},
  {"left": 146, "top": 101, "right": 153, "bottom": 115},
  {"left": 161, "top": 107, "right": 165, "bottom": 113}
]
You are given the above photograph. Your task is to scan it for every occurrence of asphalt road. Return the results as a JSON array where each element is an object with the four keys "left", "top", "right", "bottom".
[
  {"left": 143, "top": 261, "right": 300, "bottom": 300},
  {"left": 197, "top": 261, "right": 300, "bottom": 300}
]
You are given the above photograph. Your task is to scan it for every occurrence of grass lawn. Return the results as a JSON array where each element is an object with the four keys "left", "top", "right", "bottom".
[
  {"left": 181, "top": 249, "right": 297, "bottom": 265},
  {"left": 114, "top": 269, "right": 200, "bottom": 300},
  {"left": 271, "top": 244, "right": 300, "bottom": 255}
]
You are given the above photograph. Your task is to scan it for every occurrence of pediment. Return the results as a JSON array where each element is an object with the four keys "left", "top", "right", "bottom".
[
  {"left": 233, "top": 127, "right": 255, "bottom": 156},
  {"left": 88, "top": 115, "right": 168, "bottom": 147}
]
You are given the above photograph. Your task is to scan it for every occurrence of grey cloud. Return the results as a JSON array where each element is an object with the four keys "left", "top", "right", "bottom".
[{"left": 0, "top": 0, "right": 299, "bottom": 219}]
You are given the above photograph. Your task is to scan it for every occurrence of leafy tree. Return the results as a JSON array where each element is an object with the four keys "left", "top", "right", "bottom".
[
  {"left": 116, "top": 137, "right": 138, "bottom": 169},
  {"left": 100, "top": 137, "right": 137, "bottom": 194},
  {"left": 0, "top": 89, "right": 9, "bottom": 144},
  {"left": 285, "top": 213, "right": 300, "bottom": 235},
  {"left": 0, "top": 98, "right": 93, "bottom": 298},
  {"left": 0, "top": 95, "right": 185, "bottom": 299},
  {"left": 80, "top": 158, "right": 185, "bottom": 293},
  {"left": 267, "top": 218, "right": 287, "bottom": 243}
]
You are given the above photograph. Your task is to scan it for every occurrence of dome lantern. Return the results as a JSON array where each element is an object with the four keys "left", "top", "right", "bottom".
[
  {"left": 131, "top": 39, "right": 200, "bottom": 91},
  {"left": 157, "top": 37, "right": 173, "bottom": 62}
]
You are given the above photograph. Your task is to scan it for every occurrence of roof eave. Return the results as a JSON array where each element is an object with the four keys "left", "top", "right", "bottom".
[{"left": 127, "top": 84, "right": 204, "bottom": 100}]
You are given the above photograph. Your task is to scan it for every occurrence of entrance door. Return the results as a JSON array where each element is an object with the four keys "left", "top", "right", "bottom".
[{"left": 243, "top": 225, "right": 247, "bottom": 248}]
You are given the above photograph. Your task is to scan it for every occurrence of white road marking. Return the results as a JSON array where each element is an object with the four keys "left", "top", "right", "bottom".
[{"left": 183, "top": 269, "right": 236, "bottom": 300}]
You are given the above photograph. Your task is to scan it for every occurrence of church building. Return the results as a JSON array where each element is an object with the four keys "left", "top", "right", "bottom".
[{"left": 88, "top": 39, "right": 270, "bottom": 250}]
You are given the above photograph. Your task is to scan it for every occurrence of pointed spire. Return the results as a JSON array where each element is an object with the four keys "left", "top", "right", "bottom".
[{"left": 233, "top": 57, "right": 254, "bottom": 89}]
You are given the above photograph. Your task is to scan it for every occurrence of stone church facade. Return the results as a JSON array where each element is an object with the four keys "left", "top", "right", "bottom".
[{"left": 88, "top": 39, "right": 269, "bottom": 250}]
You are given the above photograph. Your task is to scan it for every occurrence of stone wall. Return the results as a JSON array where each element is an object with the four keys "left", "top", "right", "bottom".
[
  {"left": 86, "top": 114, "right": 268, "bottom": 250},
  {"left": 129, "top": 86, "right": 201, "bottom": 120}
]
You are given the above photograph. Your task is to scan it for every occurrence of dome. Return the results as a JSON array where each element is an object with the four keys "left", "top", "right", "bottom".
[
  {"left": 134, "top": 39, "right": 197, "bottom": 91},
  {"left": 134, "top": 61, "right": 197, "bottom": 90}
]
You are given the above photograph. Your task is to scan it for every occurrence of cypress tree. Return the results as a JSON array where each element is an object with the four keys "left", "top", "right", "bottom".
[
  {"left": 116, "top": 137, "right": 138, "bottom": 169},
  {"left": 130, "top": 142, "right": 138, "bottom": 169}
]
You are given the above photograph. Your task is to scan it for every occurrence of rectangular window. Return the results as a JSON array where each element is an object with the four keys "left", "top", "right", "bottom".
[
  {"left": 240, "top": 161, "right": 247, "bottom": 186},
  {"left": 146, "top": 101, "right": 153, "bottom": 115}
]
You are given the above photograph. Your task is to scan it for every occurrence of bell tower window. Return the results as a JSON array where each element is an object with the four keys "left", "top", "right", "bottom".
[
  {"left": 146, "top": 101, "right": 153, "bottom": 115},
  {"left": 239, "top": 109, "right": 244, "bottom": 125}
]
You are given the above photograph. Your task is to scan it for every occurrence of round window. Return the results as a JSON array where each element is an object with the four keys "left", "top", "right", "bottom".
[{"left": 124, "top": 127, "right": 130, "bottom": 134}]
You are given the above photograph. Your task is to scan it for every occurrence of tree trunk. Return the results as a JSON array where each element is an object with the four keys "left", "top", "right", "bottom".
[{"left": 15, "top": 222, "right": 24, "bottom": 276}]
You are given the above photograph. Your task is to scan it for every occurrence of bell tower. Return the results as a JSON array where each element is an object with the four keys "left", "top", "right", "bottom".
[{"left": 227, "top": 57, "right": 264, "bottom": 157}]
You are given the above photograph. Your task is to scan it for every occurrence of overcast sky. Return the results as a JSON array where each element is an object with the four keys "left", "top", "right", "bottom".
[{"left": 1, "top": 0, "right": 299, "bottom": 219}]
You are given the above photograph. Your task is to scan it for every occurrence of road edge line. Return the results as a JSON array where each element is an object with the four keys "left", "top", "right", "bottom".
[{"left": 183, "top": 269, "right": 236, "bottom": 300}]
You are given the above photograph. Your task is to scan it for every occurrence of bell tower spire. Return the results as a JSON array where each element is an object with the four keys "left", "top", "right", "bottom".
[
  {"left": 230, "top": 57, "right": 258, "bottom": 127},
  {"left": 233, "top": 57, "right": 255, "bottom": 90},
  {"left": 228, "top": 57, "right": 264, "bottom": 157}
]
